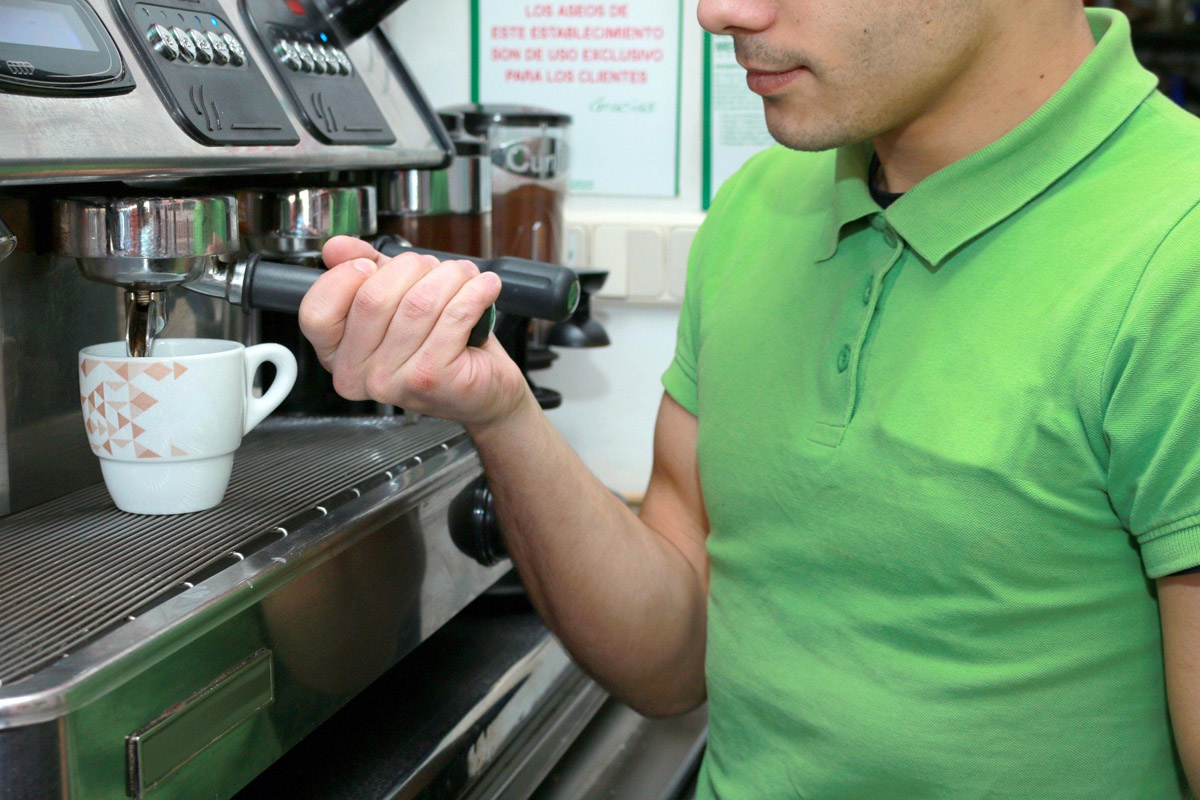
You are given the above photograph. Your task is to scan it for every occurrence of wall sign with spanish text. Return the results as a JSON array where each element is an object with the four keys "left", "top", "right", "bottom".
[
  {"left": 472, "top": 0, "right": 683, "bottom": 197},
  {"left": 702, "top": 33, "right": 775, "bottom": 209}
]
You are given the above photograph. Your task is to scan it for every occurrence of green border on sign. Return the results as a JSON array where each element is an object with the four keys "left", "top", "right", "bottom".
[
  {"left": 471, "top": 0, "right": 686, "bottom": 199},
  {"left": 673, "top": 0, "right": 684, "bottom": 198},
  {"left": 701, "top": 31, "right": 713, "bottom": 210},
  {"left": 470, "top": 0, "right": 480, "bottom": 103}
]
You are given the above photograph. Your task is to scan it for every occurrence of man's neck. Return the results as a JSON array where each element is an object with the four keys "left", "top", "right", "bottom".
[{"left": 873, "top": 6, "right": 1097, "bottom": 193}]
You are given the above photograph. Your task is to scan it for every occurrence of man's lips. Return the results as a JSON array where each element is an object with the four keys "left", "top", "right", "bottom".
[{"left": 744, "top": 66, "right": 808, "bottom": 96}]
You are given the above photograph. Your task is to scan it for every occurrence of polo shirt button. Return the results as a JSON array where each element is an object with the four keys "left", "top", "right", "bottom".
[
  {"left": 837, "top": 345, "right": 851, "bottom": 373},
  {"left": 870, "top": 215, "right": 887, "bottom": 231},
  {"left": 862, "top": 281, "right": 873, "bottom": 305},
  {"left": 883, "top": 228, "right": 899, "bottom": 248}
]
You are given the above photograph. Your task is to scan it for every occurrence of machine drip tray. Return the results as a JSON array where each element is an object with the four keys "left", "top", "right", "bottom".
[{"left": 0, "top": 415, "right": 467, "bottom": 688}]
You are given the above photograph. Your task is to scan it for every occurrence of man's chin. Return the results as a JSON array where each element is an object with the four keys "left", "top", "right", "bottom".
[{"left": 763, "top": 104, "right": 860, "bottom": 153}]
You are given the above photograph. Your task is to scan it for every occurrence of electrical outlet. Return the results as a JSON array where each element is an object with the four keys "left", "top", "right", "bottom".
[
  {"left": 565, "top": 211, "right": 704, "bottom": 303},
  {"left": 565, "top": 224, "right": 587, "bottom": 269}
]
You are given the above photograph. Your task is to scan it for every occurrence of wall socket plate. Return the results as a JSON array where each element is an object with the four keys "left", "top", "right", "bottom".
[{"left": 563, "top": 210, "right": 704, "bottom": 305}]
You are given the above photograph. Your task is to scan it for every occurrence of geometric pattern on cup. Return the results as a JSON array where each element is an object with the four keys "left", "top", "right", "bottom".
[{"left": 79, "top": 358, "right": 190, "bottom": 459}]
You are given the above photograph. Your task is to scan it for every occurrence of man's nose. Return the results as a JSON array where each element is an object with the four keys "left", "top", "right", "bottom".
[{"left": 697, "top": 0, "right": 775, "bottom": 35}]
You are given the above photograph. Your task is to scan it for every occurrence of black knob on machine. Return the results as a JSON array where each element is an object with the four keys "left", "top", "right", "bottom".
[
  {"left": 324, "top": 0, "right": 412, "bottom": 41},
  {"left": 448, "top": 476, "right": 506, "bottom": 567}
]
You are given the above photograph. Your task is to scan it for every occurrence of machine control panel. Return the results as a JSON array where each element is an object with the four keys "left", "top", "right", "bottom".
[
  {"left": 241, "top": 0, "right": 394, "bottom": 146},
  {"left": 0, "top": 0, "right": 135, "bottom": 95},
  {"left": 110, "top": 0, "right": 298, "bottom": 145},
  {"left": 146, "top": 21, "right": 245, "bottom": 66},
  {"left": 272, "top": 36, "right": 350, "bottom": 76}
]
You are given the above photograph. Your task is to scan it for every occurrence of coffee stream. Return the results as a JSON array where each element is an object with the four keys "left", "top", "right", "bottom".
[{"left": 125, "top": 289, "right": 167, "bottom": 358}]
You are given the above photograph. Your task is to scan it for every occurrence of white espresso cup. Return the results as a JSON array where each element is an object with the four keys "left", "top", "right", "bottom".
[{"left": 78, "top": 339, "right": 298, "bottom": 515}]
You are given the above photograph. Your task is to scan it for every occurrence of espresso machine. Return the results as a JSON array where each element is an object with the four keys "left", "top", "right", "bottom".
[{"left": 0, "top": 2, "right": 715, "bottom": 799}]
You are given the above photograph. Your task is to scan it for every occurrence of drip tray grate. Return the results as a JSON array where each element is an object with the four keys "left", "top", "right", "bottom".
[{"left": 0, "top": 416, "right": 468, "bottom": 687}]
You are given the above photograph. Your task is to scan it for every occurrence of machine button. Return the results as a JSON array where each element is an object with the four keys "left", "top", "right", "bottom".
[
  {"left": 332, "top": 48, "right": 352, "bottom": 75},
  {"left": 147, "top": 23, "right": 179, "bottom": 61},
  {"left": 274, "top": 40, "right": 301, "bottom": 71},
  {"left": 315, "top": 45, "right": 335, "bottom": 74},
  {"left": 222, "top": 32, "right": 246, "bottom": 66},
  {"left": 207, "top": 30, "right": 229, "bottom": 65},
  {"left": 306, "top": 43, "right": 328, "bottom": 74},
  {"left": 171, "top": 25, "right": 197, "bottom": 62},
  {"left": 189, "top": 29, "right": 213, "bottom": 63},
  {"left": 296, "top": 42, "right": 315, "bottom": 72},
  {"left": 448, "top": 476, "right": 507, "bottom": 567},
  {"left": 325, "top": 47, "right": 342, "bottom": 73}
]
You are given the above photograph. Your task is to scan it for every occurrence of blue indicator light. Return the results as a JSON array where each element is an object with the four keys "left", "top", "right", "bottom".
[
  {"left": 319, "top": 32, "right": 327, "bottom": 42},
  {"left": 211, "top": 16, "right": 219, "bottom": 26}
]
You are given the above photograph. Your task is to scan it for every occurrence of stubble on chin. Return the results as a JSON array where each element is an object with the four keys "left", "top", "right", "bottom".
[{"left": 761, "top": 95, "right": 874, "bottom": 154}]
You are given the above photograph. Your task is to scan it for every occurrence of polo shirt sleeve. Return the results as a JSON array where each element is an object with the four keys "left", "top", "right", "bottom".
[
  {"left": 1104, "top": 202, "right": 1200, "bottom": 578},
  {"left": 661, "top": 166, "right": 750, "bottom": 416},
  {"left": 661, "top": 240, "right": 702, "bottom": 414}
]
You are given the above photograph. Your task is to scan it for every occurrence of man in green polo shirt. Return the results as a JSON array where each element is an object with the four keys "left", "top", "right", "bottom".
[{"left": 299, "top": 0, "right": 1200, "bottom": 796}]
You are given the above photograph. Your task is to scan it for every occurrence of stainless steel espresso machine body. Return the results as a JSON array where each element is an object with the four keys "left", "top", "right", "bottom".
[
  {"left": 0, "top": 2, "right": 597, "bottom": 799},
  {"left": 0, "top": 0, "right": 451, "bottom": 513}
]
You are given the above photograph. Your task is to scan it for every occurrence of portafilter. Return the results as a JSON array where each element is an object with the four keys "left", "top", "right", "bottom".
[{"left": 53, "top": 195, "right": 580, "bottom": 357}]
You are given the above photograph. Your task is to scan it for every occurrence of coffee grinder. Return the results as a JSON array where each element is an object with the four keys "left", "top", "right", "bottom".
[
  {"left": 377, "top": 110, "right": 493, "bottom": 259},
  {"left": 441, "top": 103, "right": 610, "bottom": 408}
]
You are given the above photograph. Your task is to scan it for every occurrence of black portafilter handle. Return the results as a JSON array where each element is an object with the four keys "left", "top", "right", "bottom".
[
  {"left": 239, "top": 255, "right": 495, "bottom": 347},
  {"left": 238, "top": 238, "right": 580, "bottom": 348},
  {"left": 370, "top": 235, "right": 581, "bottom": 323}
]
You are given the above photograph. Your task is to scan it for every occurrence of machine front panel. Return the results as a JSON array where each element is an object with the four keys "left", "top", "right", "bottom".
[
  {"left": 109, "top": 0, "right": 299, "bottom": 145},
  {"left": 240, "top": 0, "right": 395, "bottom": 145},
  {"left": 0, "top": 0, "right": 448, "bottom": 184},
  {"left": 0, "top": 0, "right": 135, "bottom": 94}
]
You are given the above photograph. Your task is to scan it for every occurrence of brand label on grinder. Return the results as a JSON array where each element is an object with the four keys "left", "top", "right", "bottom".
[{"left": 493, "top": 137, "right": 571, "bottom": 180}]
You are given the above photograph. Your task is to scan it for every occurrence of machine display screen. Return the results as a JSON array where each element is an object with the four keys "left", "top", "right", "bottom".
[{"left": 0, "top": 0, "right": 99, "bottom": 52}]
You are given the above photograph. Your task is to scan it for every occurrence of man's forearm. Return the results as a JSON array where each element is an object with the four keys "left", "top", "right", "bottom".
[
  {"left": 467, "top": 390, "right": 707, "bottom": 716},
  {"left": 296, "top": 243, "right": 705, "bottom": 714}
]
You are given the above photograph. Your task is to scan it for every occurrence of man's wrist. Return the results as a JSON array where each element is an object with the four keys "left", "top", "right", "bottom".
[{"left": 464, "top": 384, "right": 544, "bottom": 447}]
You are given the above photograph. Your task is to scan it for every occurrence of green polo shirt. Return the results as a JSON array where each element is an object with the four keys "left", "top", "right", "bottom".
[{"left": 664, "top": 9, "right": 1200, "bottom": 799}]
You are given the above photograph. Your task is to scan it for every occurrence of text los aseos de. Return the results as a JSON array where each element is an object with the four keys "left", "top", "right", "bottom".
[{"left": 490, "top": 4, "right": 664, "bottom": 85}]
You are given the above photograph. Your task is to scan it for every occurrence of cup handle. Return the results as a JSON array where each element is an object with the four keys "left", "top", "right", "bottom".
[{"left": 242, "top": 344, "right": 298, "bottom": 435}]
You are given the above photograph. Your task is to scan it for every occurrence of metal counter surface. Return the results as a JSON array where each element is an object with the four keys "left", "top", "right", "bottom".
[{"left": 0, "top": 415, "right": 510, "bottom": 800}]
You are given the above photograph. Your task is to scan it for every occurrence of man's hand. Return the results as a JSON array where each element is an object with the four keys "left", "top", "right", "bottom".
[{"left": 299, "top": 235, "right": 531, "bottom": 429}]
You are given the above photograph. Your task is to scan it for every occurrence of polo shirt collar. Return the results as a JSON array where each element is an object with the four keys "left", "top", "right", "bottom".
[
  {"left": 815, "top": 8, "right": 1157, "bottom": 267},
  {"left": 816, "top": 140, "right": 878, "bottom": 261}
]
